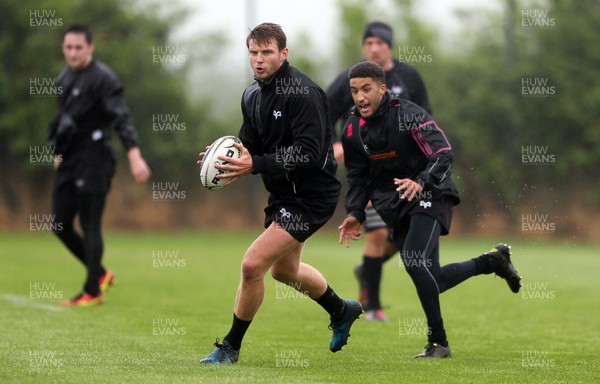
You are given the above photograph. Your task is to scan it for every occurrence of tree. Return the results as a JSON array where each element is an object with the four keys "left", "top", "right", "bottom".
[
  {"left": 332, "top": 0, "right": 600, "bottom": 236},
  {"left": 0, "top": 0, "right": 224, "bottom": 225},
  {"left": 430, "top": 0, "right": 600, "bottom": 233}
]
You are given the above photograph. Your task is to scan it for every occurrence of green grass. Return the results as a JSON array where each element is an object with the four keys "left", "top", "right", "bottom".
[{"left": 1, "top": 230, "right": 599, "bottom": 383}]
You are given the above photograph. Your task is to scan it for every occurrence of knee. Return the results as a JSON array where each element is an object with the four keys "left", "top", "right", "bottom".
[
  {"left": 241, "top": 258, "right": 267, "bottom": 282},
  {"left": 270, "top": 266, "right": 294, "bottom": 283},
  {"left": 80, "top": 219, "right": 101, "bottom": 235},
  {"left": 400, "top": 249, "right": 430, "bottom": 276},
  {"left": 365, "top": 228, "right": 389, "bottom": 255},
  {"left": 401, "top": 262, "right": 420, "bottom": 278},
  {"left": 383, "top": 241, "right": 397, "bottom": 259},
  {"left": 51, "top": 215, "right": 69, "bottom": 237},
  {"left": 366, "top": 228, "right": 388, "bottom": 244}
]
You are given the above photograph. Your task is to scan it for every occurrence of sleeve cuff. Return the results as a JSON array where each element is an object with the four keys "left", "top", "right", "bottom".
[
  {"left": 348, "top": 210, "right": 366, "bottom": 224},
  {"left": 252, "top": 155, "right": 266, "bottom": 174}
]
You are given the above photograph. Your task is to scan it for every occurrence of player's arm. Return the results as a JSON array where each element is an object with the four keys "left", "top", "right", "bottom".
[
  {"left": 47, "top": 69, "right": 76, "bottom": 158},
  {"left": 325, "top": 71, "right": 354, "bottom": 129},
  {"left": 413, "top": 73, "right": 432, "bottom": 115},
  {"left": 126, "top": 147, "right": 151, "bottom": 183},
  {"left": 99, "top": 73, "right": 137, "bottom": 150},
  {"left": 99, "top": 72, "right": 151, "bottom": 183},
  {"left": 237, "top": 86, "right": 263, "bottom": 159},
  {"left": 338, "top": 121, "right": 370, "bottom": 247},
  {"left": 211, "top": 93, "right": 258, "bottom": 186},
  {"left": 342, "top": 135, "right": 370, "bottom": 222},
  {"left": 326, "top": 72, "right": 355, "bottom": 165},
  {"left": 411, "top": 116, "right": 453, "bottom": 190},
  {"left": 396, "top": 111, "right": 450, "bottom": 201},
  {"left": 404, "top": 65, "right": 432, "bottom": 115}
]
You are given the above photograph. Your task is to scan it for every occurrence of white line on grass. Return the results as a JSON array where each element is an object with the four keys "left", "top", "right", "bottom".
[{"left": 1, "top": 294, "right": 65, "bottom": 312}]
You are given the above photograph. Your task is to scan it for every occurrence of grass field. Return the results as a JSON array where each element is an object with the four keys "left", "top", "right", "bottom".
[{"left": 1, "top": 230, "right": 599, "bottom": 383}]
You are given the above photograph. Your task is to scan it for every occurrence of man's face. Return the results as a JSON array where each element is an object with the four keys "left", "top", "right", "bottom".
[
  {"left": 362, "top": 37, "right": 393, "bottom": 68},
  {"left": 248, "top": 38, "right": 288, "bottom": 82},
  {"left": 62, "top": 32, "right": 94, "bottom": 71},
  {"left": 350, "top": 77, "right": 387, "bottom": 118}
]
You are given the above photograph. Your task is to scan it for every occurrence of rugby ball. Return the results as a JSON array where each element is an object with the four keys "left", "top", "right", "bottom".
[{"left": 199, "top": 135, "right": 242, "bottom": 191}]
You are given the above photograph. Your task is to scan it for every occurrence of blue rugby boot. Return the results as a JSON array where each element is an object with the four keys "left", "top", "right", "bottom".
[
  {"left": 199, "top": 339, "right": 239, "bottom": 365},
  {"left": 329, "top": 300, "right": 363, "bottom": 352}
]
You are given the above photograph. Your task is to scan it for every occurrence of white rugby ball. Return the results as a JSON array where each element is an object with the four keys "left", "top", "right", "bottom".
[{"left": 199, "top": 135, "right": 242, "bottom": 191}]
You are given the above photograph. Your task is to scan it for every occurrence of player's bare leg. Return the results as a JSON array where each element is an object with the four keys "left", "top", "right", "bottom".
[
  {"left": 201, "top": 223, "right": 300, "bottom": 364},
  {"left": 269, "top": 227, "right": 362, "bottom": 352},
  {"left": 201, "top": 223, "right": 361, "bottom": 364},
  {"left": 270, "top": 242, "right": 327, "bottom": 299},
  {"left": 234, "top": 222, "right": 303, "bottom": 320},
  {"left": 364, "top": 228, "right": 389, "bottom": 257}
]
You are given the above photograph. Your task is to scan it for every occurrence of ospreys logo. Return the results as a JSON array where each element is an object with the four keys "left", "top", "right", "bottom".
[
  {"left": 420, "top": 201, "right": 432, "bottom": 209},
  {"left": 273, "top": 110, "right": 282, "bottom": 120},
  {"left": 279, "top": 207, "right": 292, "bottom": 219},
  {"left": 276, "top": 207, "right": 309, "bottom": 232},
  {"left": 390, "top": 86, "right": 403, "bottom": 97}
]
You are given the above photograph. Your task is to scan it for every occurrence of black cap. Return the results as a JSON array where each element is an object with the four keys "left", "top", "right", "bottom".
[{"left": 362, "top": 21, "right": 393, "bottom": 48}]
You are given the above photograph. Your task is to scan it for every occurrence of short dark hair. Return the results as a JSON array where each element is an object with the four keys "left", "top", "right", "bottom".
[
  {"left": 246, "top": 22, "right": 286, "bottom": 51},
  {"left": 348, "top": 61, "right": 386, "bottom": 84},
  {"left": 63, "top": 24, "right": 93, "bottom": 44}
]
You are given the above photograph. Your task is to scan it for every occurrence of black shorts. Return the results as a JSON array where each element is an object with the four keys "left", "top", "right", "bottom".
[
  {"left": 264, "top": 194, "right": 337, "bottom": 242},
  {"left": 377, "top": 194, "right": 454, "bottom": 236},
  {"left": 364, "top": 206, "right": 388, "bottom": 232},
  {"left": 407, "top": 196, "right": 452, "bottom": 235}
]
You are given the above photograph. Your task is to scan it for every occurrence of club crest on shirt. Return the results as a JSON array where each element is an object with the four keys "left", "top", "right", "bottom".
[{"left": 390, "top": 86, "right": 403, "bottom": 97}]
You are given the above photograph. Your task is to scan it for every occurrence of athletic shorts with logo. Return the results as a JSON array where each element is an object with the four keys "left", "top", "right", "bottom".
[{"left": 264, "top": 194, "right": 338, "bottom": 242}]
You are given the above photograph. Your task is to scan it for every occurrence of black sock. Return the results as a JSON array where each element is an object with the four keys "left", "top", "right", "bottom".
[
  {"left": 314, "top": 285, "right": 345, "bottom": 321},
  {"left": 427, "top": 318, "right": 447, "bottom": 346},
  {"left": 363, "top": 256, "right": 383, "bottom": 310},
  {"left": 223, "top": 314, "right": 252, "bottom": 351}
]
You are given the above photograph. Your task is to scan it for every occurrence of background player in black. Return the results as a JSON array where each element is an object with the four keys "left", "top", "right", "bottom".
[
  {"left": 338, "top": 61, "right": 522, "bottom": 358},
  {"left": 198, "top": 23, "right": 361, "bottom": 365},
  {"left": 48, "top": 24, "right": 151, "bottom": 306},
  {"left": 326, "top": 21, "right": 431, "bottom": 321}
]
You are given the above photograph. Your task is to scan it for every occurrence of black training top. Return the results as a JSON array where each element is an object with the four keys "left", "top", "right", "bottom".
[
  {"left": 341, "top": 93, "right": 459, "bottom": 225},
  {"left": 48, "top": 59, "right": 139, "bottom": 163},
  {"left": 326, "top": 59, "right": 431, "bottom": 138},
  {"left": 239, "top": 60, "right": 341, "bottom": 200}
]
